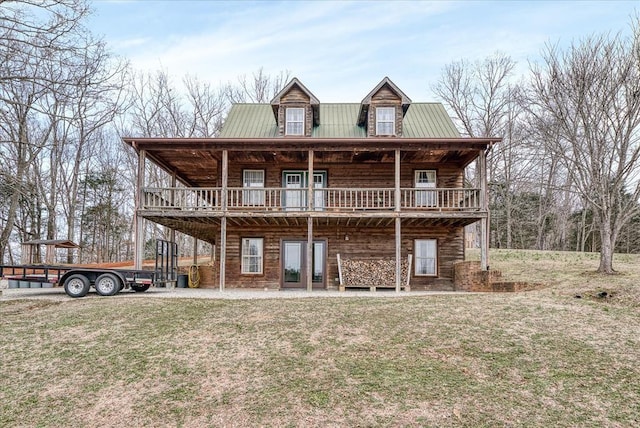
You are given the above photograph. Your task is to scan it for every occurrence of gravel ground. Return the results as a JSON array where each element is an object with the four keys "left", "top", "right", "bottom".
[{"left": 0, "top": 285, "right": 470, "bottom": 301}]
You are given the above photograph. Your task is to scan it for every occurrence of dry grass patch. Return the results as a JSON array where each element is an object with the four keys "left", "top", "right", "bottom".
[{"left": 1, "top": 249, "right": 639, "bottom": 427}]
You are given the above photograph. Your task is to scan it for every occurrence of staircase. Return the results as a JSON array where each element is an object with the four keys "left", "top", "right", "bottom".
[{"left": 453, "top": 261, "right": 541, "bottom": 292}]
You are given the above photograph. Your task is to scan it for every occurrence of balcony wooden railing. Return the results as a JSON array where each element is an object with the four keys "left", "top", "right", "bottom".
[{"left": 142, "top": 187, "right": 481, "bottom": 212}]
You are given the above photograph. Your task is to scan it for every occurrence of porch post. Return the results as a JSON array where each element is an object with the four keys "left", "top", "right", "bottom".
[
  {"left": 479, "top": 148, "right": 489, "bottom": 271},
  {"left": 395, "top": 148, "right": 401, "bottom": 292},
  {"left": 307, "top": 149, "right": 314, "bottom": 292},
  {"left": 134, "top": 149, "right": 146, "bottom": 270},
  {"left": 170, "top": 170, "right": 176, "bottom": 246},
  {"left": 219, "top": 150, "right": 228, "bottom": 291},
  {"left": 193, "top": 238, "right": 198, "bottom": 265}
]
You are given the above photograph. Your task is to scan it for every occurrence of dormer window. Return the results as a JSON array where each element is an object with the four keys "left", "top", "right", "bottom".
[
  {"left": 286, "top": 108, "right": 305, "bottom": 135},
  {"left": 376, "top": 107, "right": 395, "bottom": 135}
]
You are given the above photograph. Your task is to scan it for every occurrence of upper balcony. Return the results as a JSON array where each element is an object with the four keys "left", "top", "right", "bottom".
[{"left": 141, "top": 187, "right": 483, "bottom": 216}]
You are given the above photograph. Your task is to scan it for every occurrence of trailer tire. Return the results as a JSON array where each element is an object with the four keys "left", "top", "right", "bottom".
[
  {"left": 64, "top": 274, "right": 90, "bottom": 298},
  {"left": 95, "top": 273, "right": 121, "bottom": 296},
  {"left": 131, "top": 284, "right": 150, "bottom": 293}
]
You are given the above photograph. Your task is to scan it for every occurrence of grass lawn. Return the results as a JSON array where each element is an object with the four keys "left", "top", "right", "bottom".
[{"left": 1, "top": 249, "right": 639, "bottom": 427}]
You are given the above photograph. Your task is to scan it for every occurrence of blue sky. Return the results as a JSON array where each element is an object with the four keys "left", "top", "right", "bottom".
[{"left": 88, "top": 0, "right": 638, "bottom": 102}]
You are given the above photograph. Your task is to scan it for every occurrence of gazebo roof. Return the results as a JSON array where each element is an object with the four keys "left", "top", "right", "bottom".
[{"left": 22, "top": 239, "right": 80, "bottom": 249}]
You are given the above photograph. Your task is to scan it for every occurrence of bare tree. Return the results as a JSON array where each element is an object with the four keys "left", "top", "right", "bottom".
[
  {"left": 433, "top": 53, "right": 527, "bottom": 248},
  {"left": 183, "top": 75, "right": 226, "bottom": 137},
  {"left": 528, "top": 22, "right": 640, "bottom": 273},
  {"left": 0, "top": 0, "right": 129, "bottom": 262},
  {"left": 223, "top": 67, "right": 291, "bottom": 103}
]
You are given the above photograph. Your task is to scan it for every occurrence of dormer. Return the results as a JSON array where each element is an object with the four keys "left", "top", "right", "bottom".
[
  {"left": 358, "top": 77, "right": 411, "bottom": 137},
  {"left": 270, "top": 78, "right": 320, "bottom": 137}
]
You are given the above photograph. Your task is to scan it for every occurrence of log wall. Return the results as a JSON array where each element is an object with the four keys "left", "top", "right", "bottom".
[
  {"left": 206, "top": 224, "right": 464, "bottom": 290},
  {"left": 226, "top": 162, "right": 464, "bottom": 189},
  {"left": 277, "top": 86, "right": 313, "bottom": 137},
  {"left": 368, "top": 86, "right": 403, "bottom": 137}
]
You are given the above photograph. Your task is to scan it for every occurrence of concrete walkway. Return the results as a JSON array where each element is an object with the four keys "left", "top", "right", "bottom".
[{"left": 0, "top": 286, "right": 472, "bottom": 301}]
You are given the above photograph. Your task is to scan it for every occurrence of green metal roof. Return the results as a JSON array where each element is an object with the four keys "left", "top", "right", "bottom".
[
  {"left": 220, "top": 104, "right": 278, "bottom": 138},
  {"left": 312, "top": 104, "right": 364, "bottom": 137},
  {"left": 219, "top": 102, "right": 460, "bottom": 138},
  {"left": 402, "top": 103, "right": 460, "bottom": 138}
]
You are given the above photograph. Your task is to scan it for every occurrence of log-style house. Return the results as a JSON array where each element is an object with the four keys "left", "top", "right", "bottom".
[{"left": 123, "top": 77, "right": 499, "bottom": 291}]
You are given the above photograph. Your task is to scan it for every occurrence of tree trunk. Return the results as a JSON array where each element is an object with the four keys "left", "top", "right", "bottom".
[{"left": 597, "top": 213, "right": 615, "bottom": 274}]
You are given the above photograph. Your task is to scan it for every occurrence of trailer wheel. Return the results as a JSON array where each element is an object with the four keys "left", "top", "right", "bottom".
[
  {"left": 95, "top": 273, "right": 121, "bottom": 296},
  {"left": 131, "top": 284, "right": 150, "bottom": 293},
  {"left": 64, "top": 274, "right": 90, "bottom": 298}
]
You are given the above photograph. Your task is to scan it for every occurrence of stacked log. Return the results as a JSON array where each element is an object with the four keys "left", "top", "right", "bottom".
[{"left": 341, "top": 258, "right": 408, "bottom": 288}]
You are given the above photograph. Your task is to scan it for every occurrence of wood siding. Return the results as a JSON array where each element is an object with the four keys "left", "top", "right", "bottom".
[
  {"left": 277, "top": 86, "right": 313, "bottom": 137},
  {"left": 205, "top": 223, "right": 463, "bottom": 290},
  {"left": 226, "top": 162, "right": 464, "bottom": 188},
  {"left": 368, "top": 85, "right": 403, "bottom": 137}
]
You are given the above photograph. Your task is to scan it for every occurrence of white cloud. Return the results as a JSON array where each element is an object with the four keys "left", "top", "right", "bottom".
[{"left": 90, "top": 0, "right": 638, "bottom": 102}]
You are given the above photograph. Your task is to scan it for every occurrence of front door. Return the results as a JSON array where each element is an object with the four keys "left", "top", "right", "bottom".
[
  {"left": 281, "top": 240, "right": 325, "bottom": 288},
  {"left": 283, "top": 171, "right": 327, "bottom": 211},
  {"left": 284, "top": 172, "right": 304, "bottom": 210}
]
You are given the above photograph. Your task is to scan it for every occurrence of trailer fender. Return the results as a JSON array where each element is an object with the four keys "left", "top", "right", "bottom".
[{"left": 59, "top": 269, "right": 128, "bottom": 290}]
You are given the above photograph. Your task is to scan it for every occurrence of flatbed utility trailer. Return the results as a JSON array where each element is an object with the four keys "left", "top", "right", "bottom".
[{"left": 0, "top": 240, "right": 177, "bottom": 298}]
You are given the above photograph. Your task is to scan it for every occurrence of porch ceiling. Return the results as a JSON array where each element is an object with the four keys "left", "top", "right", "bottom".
[
  {"left": 141, "top": 212, "right": 482, "bottom": 243},
  {"left": 125, "top": 137, "right": 497, "bottom": 188}
]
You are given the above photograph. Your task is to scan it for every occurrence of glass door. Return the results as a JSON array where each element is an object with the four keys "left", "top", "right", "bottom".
[
  {"left": 281, "top": 240, "right": 326, "bottom": 288},
  {"left": 283, "top": 242, "right": 303, "bottom": 286}
]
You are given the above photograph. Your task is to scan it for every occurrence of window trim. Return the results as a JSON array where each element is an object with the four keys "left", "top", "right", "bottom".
[
  {"left": 414, "top": 239, "right": 437, "bottom": 277},
  {"left": 241, "top": 237, "right": 264, "bottom": 275},
  {"left": 285, "top": 107, "right": 305, "bottom": 136},
  {"left": 376, "top": 106, "right": 395, "bottom": 135}
]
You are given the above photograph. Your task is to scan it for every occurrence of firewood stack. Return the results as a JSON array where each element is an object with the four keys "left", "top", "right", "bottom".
[{"left": 341, "top": 258, "right": 408, "bottom": 288}]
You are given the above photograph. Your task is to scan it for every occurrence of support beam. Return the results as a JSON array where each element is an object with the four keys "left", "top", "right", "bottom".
[
  {"left": 134, "top": 149, "right": 146, "bottom": 270},
  {"left": 394, "top": 149, "right": 401, "bottom": 213},
  {"left": 193, "top": 237, "right": 198, "bottom": 266},
  {"left": 307, "top": 150, "right": 314, "bottom": 292},
  {"left": 219, "top": 150, "right": 228, "bottom": 291},
  {"left": 478, "top": 148, "right": 489, "bottom": 271},
  {"left": 480, "top": 217, "right": 488, "bottom": 270},
  {"left": 395, "top": 217, "right": 401, "bottom": 292},
  {"left": 307, "top": 217, "right": 313, "bottom": 292},
  {"left": 219, "top": 218, "right": 226, "bottom": 291},
  {"left": 394, "top": 149, "right": 401, "bottom": 292},
  {"left": 170, "top": 170, "right": 176, "bottom": 246}
]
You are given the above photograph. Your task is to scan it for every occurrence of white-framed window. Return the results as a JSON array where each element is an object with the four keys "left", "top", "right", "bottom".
[
  {"left": 241, "top": 238, "right": 263, "bottom": 274},
  {"left": 415, "top": 239, "right": 437, "bottom": 276},
  {"left": 286, "top": 108, "right": 305, "bottom": 135},
  {"left": 243, "top": 170, "right": 265, "bottom": 205},
  {"left": 376, "top": 107, "right": 395, "bottom": 135},
  {"left": 415, "top": 170, "right": 437, "bottom": 207}
]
